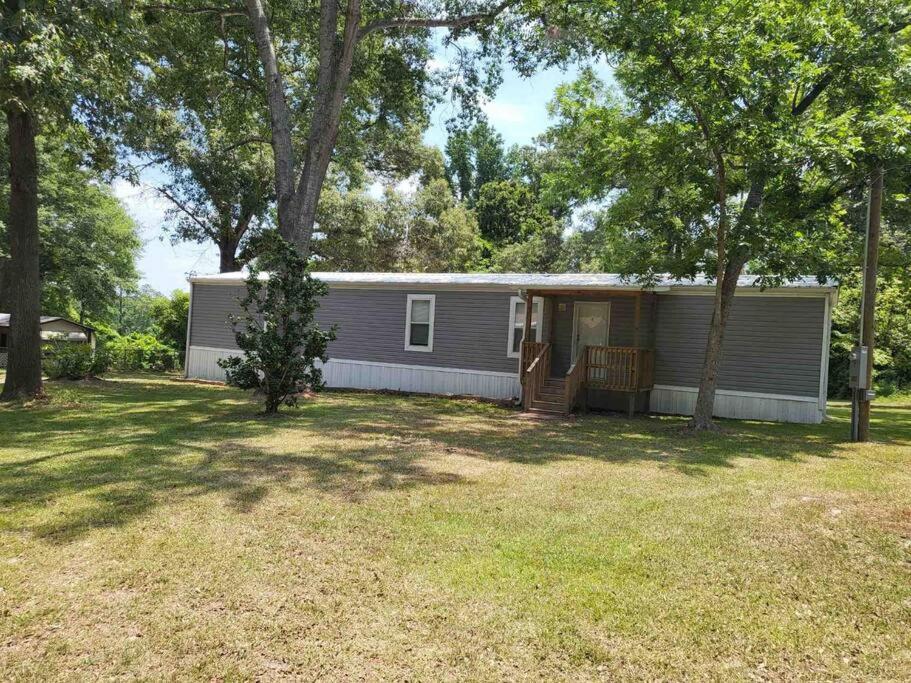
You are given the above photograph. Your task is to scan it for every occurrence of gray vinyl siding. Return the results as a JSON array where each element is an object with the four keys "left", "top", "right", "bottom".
[
  {"left": 550, "top": 295, "right": 655, "bottom": 376},
  {"left": 653, "top": 295, "right": 825, "bottom": 397},
  {"left": 189, "top": 282, "right": 827, "bottom": 397},
  {"left": 316, "top": 288, "right": 517, "bottom": 374},
  {"left": 190, "top": 284, "right": 519, "bottom": 374},
  {"left": 189, "top": 284, "right": 246, "bottom": 349}
]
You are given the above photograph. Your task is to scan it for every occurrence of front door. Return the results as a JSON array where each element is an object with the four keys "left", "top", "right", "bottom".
[{"left": 572, "top": 302, "right": 610, "bottom": 364}]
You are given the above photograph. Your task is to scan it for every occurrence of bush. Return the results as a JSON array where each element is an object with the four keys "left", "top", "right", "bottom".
[
  {"left": 106, "top": 333, "right": 179, "bottom": 372},
  {"left": 44, "top": 342, "right": 110, "bottom": 380},
  {"left": 218, "top": 234, "right": 335, "bottom": 414}
]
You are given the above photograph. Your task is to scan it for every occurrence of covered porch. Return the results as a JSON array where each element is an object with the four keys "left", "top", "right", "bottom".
[{"left": 518, "top": 289, "right": 656, "bottom": 415}]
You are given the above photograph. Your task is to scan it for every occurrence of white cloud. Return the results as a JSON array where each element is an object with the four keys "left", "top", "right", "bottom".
[
  {"left": 480, "top": 99, "right": 527, "bottom": 126},
  {"left": 111, "top": 174, "right": 219, "bottom": 293},
  {"left": 426, "top": 57, "right": 446, "bottom": 72}
]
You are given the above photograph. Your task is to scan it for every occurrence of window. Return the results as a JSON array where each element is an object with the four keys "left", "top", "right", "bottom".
[
  {"left": 507, "top": 295, "right": 542, "bottom": 358},
  {"left": 405, "top": 294, "right": 435, "bottom": 352}
]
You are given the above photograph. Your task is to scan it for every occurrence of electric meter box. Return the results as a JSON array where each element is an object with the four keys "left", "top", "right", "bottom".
[{"left": 849, "top": 346, "right": 869, "bottom": 389}]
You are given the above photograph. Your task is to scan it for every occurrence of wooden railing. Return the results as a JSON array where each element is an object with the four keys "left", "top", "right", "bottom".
[
  {"left": 564, "top": 351, "right": 587, "bottom": 412},
  {"left": 521, "top": 342, "right": 551, "bottom": 410},
  {"left": 585, "top": 346, "right": 655, "bottom": 392},
  {"left": 520, "top": 341, "right": 549, "bottom": 385}
]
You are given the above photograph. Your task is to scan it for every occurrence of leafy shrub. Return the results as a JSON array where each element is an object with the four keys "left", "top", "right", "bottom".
[
  {"left": 44, "top": 342, "right": 109, "bottom": 380},
  {"left": 218, "top": 235, "right": 335, "bottom": 414},
  {"left": 106, "top": 333, "right": 179, "bottom": 372}
]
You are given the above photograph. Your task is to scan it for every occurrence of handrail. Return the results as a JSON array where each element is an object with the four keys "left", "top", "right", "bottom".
[
  {"left": 564, "top": 349, "right": 587, "bottom": 412},
  {"left": 522, "top": 341, "right": 551, "bottom": 410},
  {"left": 585, "top": 346, "right": 655, "bottom": 392}
]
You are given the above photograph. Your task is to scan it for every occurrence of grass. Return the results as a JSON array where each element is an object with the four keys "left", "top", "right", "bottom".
[{"left": 0, "top": 376, "right": 909, "bottom": 680}]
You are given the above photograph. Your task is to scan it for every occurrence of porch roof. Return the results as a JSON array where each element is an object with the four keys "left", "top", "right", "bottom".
[{"left": 0, "top": 314, "right": 94, "bottom": 333}]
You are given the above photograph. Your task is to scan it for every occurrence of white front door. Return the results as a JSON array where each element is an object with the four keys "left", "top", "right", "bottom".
[{"left": 572, "top": 302, "right": 610, "bottom": 363}]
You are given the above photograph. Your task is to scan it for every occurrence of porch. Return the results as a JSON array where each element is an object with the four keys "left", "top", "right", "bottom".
[{"left": 518, "top": 289, "right": 657, "bottom": 416}]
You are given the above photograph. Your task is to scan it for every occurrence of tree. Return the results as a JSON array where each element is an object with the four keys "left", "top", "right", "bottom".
[
  {"left": 445, "top": 120, "right": 510, "bottom": 205},
  {"left": 114, "top": 285, "right": 165, "bottom": 336},
  {"left": 475, "top": 178, "right": 562, "bottom": 266},
  {"left": 1, "top": 128, "right": 141, "bottom": 325},
  {"left": 0, "top": 2, "right": 139, "bottom": 399},
  {"left": 400, "top": 178, "right": 484, "bottom": 271},
  {"left": 313, "top": 184, "right": 404, "bottom": 271},
  {"left": 542, "top": 3, "right": 911, "bottom": 429},
  {"left": 34, "top": 139, "right": 140, "bottom": 323},
  {"left": 240, "top": 0, "right": 518, "bottom": 256},
  {"left": 218, "top": 235, "right": 336, "bottom": 414},
  {"left": 313, "top": 175, "right": 484, "bottom": 272},
  {"left": 129, "top": 6, "right": 275, "bottom": 272},
  {"left": 828, "top": 168, "right": 911, "bottom": 397},
  {"left": 150, "top": 290, "right": 190, "bottom": 363}
]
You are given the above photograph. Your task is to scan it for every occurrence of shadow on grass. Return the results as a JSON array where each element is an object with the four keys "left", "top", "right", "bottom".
[{"left": 0, "top": 377, "right": 907, "bottom": 543}]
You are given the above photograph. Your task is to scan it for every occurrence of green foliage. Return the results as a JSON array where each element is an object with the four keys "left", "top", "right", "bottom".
[
  {"left": 400, "top": 179, "right": 484, "bottom": 272},
  {"left": 314, "top": 184, "right": 404, "bottom": 271},
  {"left": 0, "top": 128, "right": 141, "bottom": 323},
  {"left": 315, "top": 176, "right": 484, "bottom": 273},
  {"left": 43, "top": 342, "right": 109, "bottom": 380},
  {"left": 476, "top": 179, "right": 563, "bottom": 269},
  {"left": 105, "top": 334, "right": 179, "bottom": 373},
  {"left": 125, "top": 9, "right": 276, "bottom": 271},
  {"left": 445, "top": 121, "right": 510, "bottom": 206},
  {"left": 829, "top": 271, "right": 911, "bottom": 398},
  {"left": 540, "top": 2, "right": 911, "bottom": 283},
  {"left": 0, "top": 2, "right": 143, "bottom": 163},
  {"left": 150, "top": 291, "right": 190, "bottom": 363},
  {"left": 218, "top": 235, "right": 336, "bottom": 414}
]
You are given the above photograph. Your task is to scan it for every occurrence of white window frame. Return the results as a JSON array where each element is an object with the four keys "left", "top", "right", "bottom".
[
  {"left": 507, "top": 295, "right": 542, "bottom": 358},
  {"left": 404, "top": 294, "right": 435, "bottom": 352}
]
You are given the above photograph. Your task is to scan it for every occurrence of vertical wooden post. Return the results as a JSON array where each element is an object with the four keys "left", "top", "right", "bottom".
[
  {"left": 854, "top": 168, "right": 883, "bottom": 442},
  {"left": 634, "top": 292, "right": 642, "bottom": 347},
  {"left": 523, "top": 289, "right": 534, "bottom": 348}
]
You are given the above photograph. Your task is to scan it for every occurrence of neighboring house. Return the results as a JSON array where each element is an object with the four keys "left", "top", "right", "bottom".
[
  {"left": 184, "top": 273, "right": 836, "bottom": 424},
  {"left": 0, "top": 314, "right": 96, "bottom": 369}
]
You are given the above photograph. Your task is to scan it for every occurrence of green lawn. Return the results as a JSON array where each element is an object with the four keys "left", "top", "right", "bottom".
[{"left": 1, "top": 377, "right": 909, "bottom": 680}]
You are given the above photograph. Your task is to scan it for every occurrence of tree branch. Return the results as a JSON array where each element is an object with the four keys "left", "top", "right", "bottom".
[
  {"left": 791, "top": 71, "right": 834, "bottom": 116},
  {"left": 155, "top": 186, "right": 215, "bottom": 237},
  {"left": 357, "top": 0, "right": 515, "bottom": 41},
  {"left": 792, "top": 16, "right": 910, "bottom": 116},
  {"left": 140, "top": 4, "right": 245, "bottom": 18}
]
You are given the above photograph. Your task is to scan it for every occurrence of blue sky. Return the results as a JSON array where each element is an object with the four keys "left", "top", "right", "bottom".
[{"left": 115, "top": 50, "right": 612, "bottom": 294}]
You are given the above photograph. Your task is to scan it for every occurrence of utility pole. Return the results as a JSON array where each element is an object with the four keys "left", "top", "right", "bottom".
[{"left": 851, "top": 167, "right": 883, "bottom": 442}]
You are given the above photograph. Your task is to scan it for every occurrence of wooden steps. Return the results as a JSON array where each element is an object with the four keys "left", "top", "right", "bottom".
[{"left": 527, "top": 377, "right": 567, "bottom": 415}]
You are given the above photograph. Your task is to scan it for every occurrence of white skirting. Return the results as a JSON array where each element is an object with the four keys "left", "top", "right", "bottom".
[
  {"left": 185, "top": 346, "right": 521, "bottom": 400},
  {"left": 185, "top": 346, "right": 238, "bottom": 381},
  {"left": 649, "top": 384, "right": 824, "bottom": 424}
]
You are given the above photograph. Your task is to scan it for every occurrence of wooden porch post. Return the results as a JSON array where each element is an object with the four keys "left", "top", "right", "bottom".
[
  {"left": 523, "top": 289, "right": 535, "bottom": 347},
  {"left": 628, "top": 292, "right": 643, "bottom": 417}
]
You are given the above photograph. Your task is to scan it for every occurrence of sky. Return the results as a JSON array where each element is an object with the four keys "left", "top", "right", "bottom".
[{"left": 114, "top": 48, "right": 612, "bottom": 294}]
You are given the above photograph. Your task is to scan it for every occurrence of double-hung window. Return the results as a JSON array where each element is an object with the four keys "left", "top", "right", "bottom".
[
  {"left": 405, "top": 294, "right": 435, "bottom": 352},
  {"left": 507, "top": 295, "right": 542, "bottom": 358}
]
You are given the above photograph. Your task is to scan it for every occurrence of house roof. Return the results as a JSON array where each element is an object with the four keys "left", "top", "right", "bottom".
[
  {"left": 0, "top": 314, "right": 94, "bottom": 331},
  {"left": 189, "top": 271, "right": 836, "bottom": 294}
]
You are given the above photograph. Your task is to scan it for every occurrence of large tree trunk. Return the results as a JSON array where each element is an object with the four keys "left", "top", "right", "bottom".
[
  {"left": 0, "top": 257, "right": 10, "bottom": 311},
  {"left": 690, "top": 251, "right": 749, "bottom": 429},
  {"left": 690, "top": 178, "right": 765, "bottom": 430},
  {"left": 218, "top": 238, "right": 240, "bottom": 273},
  {"left": 1, "top": 104, "right": 43, "bottom": 401}
]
